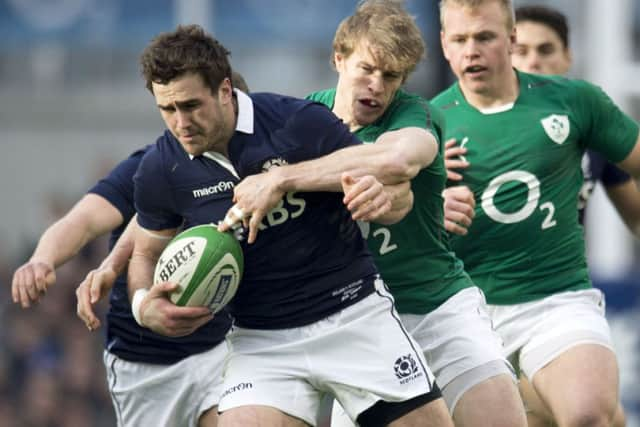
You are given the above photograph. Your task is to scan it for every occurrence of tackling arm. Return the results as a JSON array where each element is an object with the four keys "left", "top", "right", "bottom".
[{"left": 275, "top": 127, "right": 438, "bottom": 192}]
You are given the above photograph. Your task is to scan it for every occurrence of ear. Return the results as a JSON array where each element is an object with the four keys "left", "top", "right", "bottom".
[
  {"left": 219, "top": 77, "right": 233, "bottom": 104},
  {"left": 565, "top": 48, "right": 573, "bottom": 68},
  {"left": 334, "top": 52, "right": 346, "bottom": 71},
  {"left": 440, "top": 31, "right": 450, "bottom": 60},
  {"left": 507, "top": 26, "right": 517, "bottom": 54}
]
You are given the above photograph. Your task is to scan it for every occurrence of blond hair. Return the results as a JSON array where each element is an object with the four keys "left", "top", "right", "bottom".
[
  {"left": 332, "top": 0, "right": 425, "bottom": 81},
  {"left": 439, "top": 0, "right": 515, "bottom": 31}
]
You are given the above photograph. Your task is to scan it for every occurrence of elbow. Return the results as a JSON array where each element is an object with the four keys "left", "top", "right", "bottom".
[{"left": 383, "top": 151, "right": 421, "bottom": 182}]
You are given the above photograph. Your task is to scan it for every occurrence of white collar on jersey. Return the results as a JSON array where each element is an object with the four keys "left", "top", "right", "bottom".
[
  {"left": 477, "top": 102, "right": 515, "bottom": 115},
  {"left": 188, "top": 88, "right": 254, "bottom": 169},
  {"left": 234, "top": 88, "right": 254, "bottom": 134}
]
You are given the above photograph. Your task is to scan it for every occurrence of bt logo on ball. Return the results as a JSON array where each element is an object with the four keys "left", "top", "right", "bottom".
[{"left": 157, "top": 240, "right": 198, "bottom": 282}]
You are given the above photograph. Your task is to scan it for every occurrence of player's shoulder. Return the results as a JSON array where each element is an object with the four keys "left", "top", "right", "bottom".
[
  {"left": 250, "top": 92, "right": 320, "bottom": 116},
  {"left": 137, "top": 131, "right": 186, "bottom": 173},
  {"left": 306, "top": 88, "right": 336, "bottom": 108},
  {"left": 431, "top": 83, "right": 461, "bottom": 110},
  {"left": 251, "top": 91, "right": 339, "bottom": 133},
  {"left": 519, "top": 70, "right": 601, "bottom": 100}
]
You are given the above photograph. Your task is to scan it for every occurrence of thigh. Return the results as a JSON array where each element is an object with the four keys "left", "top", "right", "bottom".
[
  {"left": 388, "top": 398, "right": 454, "bottom": 427},
  {"left": 532, "top": 344, "right": 619, "bottom": 425},
  {"left": 105, "top": 344, "right": 227, "bottom": 427},
  {"left": 518, "top": 289, "right": 614, "bottom": 379},
  {"left": 219, "top": 405, "right": 310, "bottom": 427},
  {"left": 403, "top": 287, "right": 513, "bottom": 410}
]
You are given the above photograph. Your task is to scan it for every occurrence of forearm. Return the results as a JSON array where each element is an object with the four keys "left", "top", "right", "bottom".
[
  {"left": 31, "top": 216, "right": 97, "bottom": 267},
  {"left": 127, "top": 225, "right": 175, "bottom": 301},
  {"left": 276, "top": 127, "right": 437, "bottom": 193},
  {"left": 98, "top": 216, "right": 138, "bottom": 276},
  {"left": 32, "top": 194, "right": 123, "bottom": 267}
]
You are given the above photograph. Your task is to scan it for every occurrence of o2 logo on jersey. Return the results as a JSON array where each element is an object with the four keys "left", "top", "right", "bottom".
[
  {"left": 481, "top": 170, "right": 557, "bottom": 230},
  {"left": 356, "top": 221, "right": 398, "bottom": 255}
]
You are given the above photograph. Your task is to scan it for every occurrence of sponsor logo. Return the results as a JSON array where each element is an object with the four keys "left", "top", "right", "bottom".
[
  {"left": 192, "top": 181, "right": 235, "bottom": 198},
  {"left": 211, "top": 274, "right": 232, "bottom": 305},
  {"left": 220, "top": 382, "right": 253, "bottom": 399},
  {"left": 394, "top": 354, "right": 424, "bottom": 384},
  {"left": 261, "top": 157, "right": 288, "bottom": 172},
  {"left": 540, "top": 114, "right": 570, "bottom": 144},
  {"left": 331, "top": 279, "right": 363, "bottom": 303},
  {"left": 156, "top": 241, "right": 198, "bottom": 282}
]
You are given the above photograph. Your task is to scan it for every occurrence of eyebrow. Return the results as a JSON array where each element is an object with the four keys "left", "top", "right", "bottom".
[{"left": 157, "top": 98, "right": 200, "bottom": 110}]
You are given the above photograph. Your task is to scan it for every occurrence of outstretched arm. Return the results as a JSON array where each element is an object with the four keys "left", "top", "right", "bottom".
[
  {"left": 606, "top": 180, "right": 640, "bottom": 239},
  {"left": 12, "top": 194, "right": 123, "bottom": 308},
  {"left": 219, "top": 127, "right": 436, "bottom": 241},
  {"left": 276, "top": 127, "right": 438, "bottom": 191},
  {"left": 618, "top": 133, "right": 640, "bottom": 183},
  {"left": 76, "top": 216, "right": 137, "bottom": 330}
]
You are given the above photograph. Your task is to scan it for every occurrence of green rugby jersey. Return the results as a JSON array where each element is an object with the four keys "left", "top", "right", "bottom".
[
  {"left": 308, "top": 88, "right": 474, "bottom": 313},
  {"left": 432, "top": 70, "right": 639, "bottom": 305}
]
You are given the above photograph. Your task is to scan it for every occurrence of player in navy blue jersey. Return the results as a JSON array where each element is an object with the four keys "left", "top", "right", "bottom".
[
  {"left": 12, "top": 78, "right": 249, "bottom": 427},
  {"left": 129, "top": 25, "right": 453, "bottom": 427}
]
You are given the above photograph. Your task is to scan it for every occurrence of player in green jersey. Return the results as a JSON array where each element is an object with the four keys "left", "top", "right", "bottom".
[
  {"left": 509, "top": 6, "right": 630, "bottom": 427},
  {"left": 434, "top": 1, "right": 640, "bottom": 426},
  {"left": 306, "top": 1, "right": 525, "bottom": 426},
  {"left": 220, "top": 3, "right": 525, "bottom": 426}
]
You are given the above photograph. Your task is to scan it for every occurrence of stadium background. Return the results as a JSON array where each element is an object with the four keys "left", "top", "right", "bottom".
[{"left": 0, "top": 0, "right": 637, "bottom": 425}]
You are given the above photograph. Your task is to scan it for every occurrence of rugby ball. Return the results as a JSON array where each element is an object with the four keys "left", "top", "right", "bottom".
[{"left": 153, "top": 224, "right": 243, "bottom": 313}]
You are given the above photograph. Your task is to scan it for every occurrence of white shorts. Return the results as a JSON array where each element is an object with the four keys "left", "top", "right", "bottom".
[
  {"left": 218, "top": 279, "right": 437, "bottom": 426},
  {"left": 486, "top": 288, "right": 615, "bottom": 381},
  {"left": 401, "top": 286, "right": 513, "bottom": 410},
  {"left": 104, "top": 341, "right": 228, "bottom": 427}
]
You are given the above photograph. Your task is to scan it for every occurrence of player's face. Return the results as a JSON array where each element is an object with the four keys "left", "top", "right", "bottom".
[
  {"left": 441, "top": 1, "right": 516, "bottom": 96},
  {"left": 512, "top": 21, "right": 571, "bottom": 75},
  {"left": 334, "top": 41, "right": 404, "bottom": 129},
  {"left": 153, "top": 72, "right": 234, "bottom": 157}
]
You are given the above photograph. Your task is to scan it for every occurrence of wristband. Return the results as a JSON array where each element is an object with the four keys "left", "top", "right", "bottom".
[{"left": 131, "top": 288, "right": 149, "bottom": 327}]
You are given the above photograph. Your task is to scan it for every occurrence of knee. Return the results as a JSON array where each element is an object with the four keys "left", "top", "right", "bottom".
[{"left": 559, "top": 406, "right": 614, "bottom": 427}]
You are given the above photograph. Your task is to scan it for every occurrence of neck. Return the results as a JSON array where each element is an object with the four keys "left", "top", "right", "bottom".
[
  {"left": 461, "top": 68, "right": 519, "bottom": 110},
  {"left": 332, "top": 85, "right": 362, "bottom": 132}
]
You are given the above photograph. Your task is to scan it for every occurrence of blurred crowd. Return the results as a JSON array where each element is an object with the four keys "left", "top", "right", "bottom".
[{"left": 0, "top": 198, "right": 116, "bottom": 427}]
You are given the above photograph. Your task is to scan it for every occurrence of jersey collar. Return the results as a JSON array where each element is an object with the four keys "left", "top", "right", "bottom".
[{"left": 235, "top": 89, "right": 254, "bottom": 134}]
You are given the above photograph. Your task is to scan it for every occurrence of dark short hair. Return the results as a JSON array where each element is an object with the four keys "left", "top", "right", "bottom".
[
  {"left": 515, "top": 5, "right": 569, "bottom": 48},
  {"left": 140, "top": 24, "right": 232, "bottom": 95}
]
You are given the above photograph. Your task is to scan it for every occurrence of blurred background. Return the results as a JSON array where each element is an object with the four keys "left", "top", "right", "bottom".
[{"left": 0, "top": 0, "right": 638, "bottom": 425}]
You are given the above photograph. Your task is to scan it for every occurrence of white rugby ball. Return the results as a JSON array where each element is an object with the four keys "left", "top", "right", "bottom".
[{"left": 153, "top": 224, "right": 243, "bottom": 313}]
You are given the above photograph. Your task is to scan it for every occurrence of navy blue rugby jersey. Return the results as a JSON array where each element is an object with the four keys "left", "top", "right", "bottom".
[
  {"left": 89, "top": 146, "right": 231, "bottom": 365},
  {"left": 578, "top": 149, "right": 631, "bottom": 223},
  {"left": 135, "top": 91, "right": 378, "bottom": 329}
]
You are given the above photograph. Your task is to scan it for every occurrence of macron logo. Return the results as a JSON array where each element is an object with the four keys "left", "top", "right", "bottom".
[{"left": 192, "top": 181, "right": 235, "bottom": 198}]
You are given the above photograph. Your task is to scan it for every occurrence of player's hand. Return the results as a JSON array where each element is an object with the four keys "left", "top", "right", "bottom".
[
  {"left": 138, "top": 282, "right": 214, "bottom": 337},
  {"left": 443, "top": 185, "right": 476, "bottom": 236},
  {"left": 76, "top": 266, "right": 118, "bottom": 331},
  {"left": 218, "top": 172, "right": 285, "bottom": 244},
  {"left": 342, "top": 174, "right": 392, "bottom": 221},
  {"left": 11, "top": 259, "right": 56, "bottom": 308},
  {"left": 444, "top": 138, "right": 469, "bottom": 181}
]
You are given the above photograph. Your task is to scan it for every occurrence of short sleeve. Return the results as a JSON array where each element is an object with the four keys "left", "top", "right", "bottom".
[
  {"left": 575, "top": 80, "right": 639, "bottom": 163},
  {"left": 133, "top": 145, "right": 183, "bottom": 231}
]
